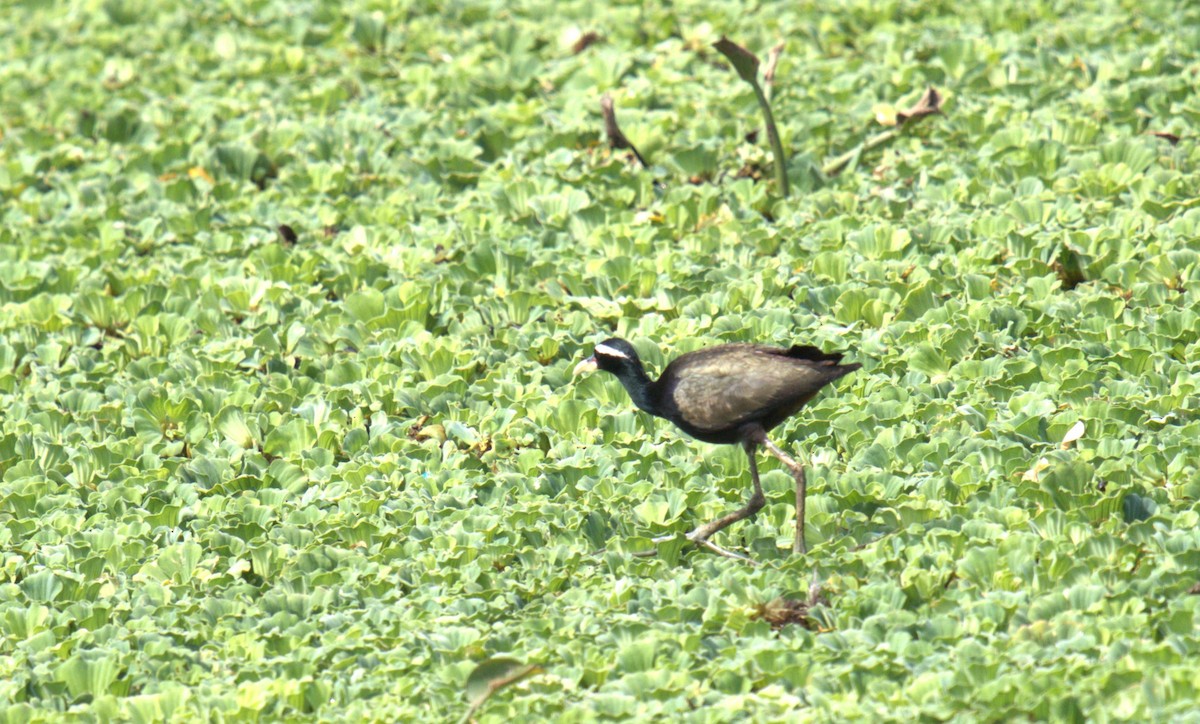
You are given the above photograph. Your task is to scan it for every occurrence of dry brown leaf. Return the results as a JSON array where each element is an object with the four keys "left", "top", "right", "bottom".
[
  {"left": 896, "top": 86, "right": 943, "bottom": 124},
  {"left": 1148, "top": 131, "right": 1181, "bottom": 145},
  {"left": 572, "top": 31, "right": 602, "bottom": 55},
  {"left": 599, "top": 93, "right": 648, "bottom": 168},
  {"left": 712, "top": 37, "right": 761, "bottom": 84},
  {"left": 752, "top": 597, "right": 813, "bottom": 630},
  {"left": 277, "top": 224, "right": 298, "bottom": 246},
  {"left": 763, "top": 42, "right": 785, "bottom": 86}
]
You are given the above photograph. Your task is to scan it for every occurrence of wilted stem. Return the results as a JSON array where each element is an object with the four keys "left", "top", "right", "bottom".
[
  {"left": 822, "top": 128, "right": 901, "bottom": 177},
  {"left": 714, "top": 37, "right": 789, "bottom": 199},
  {"left": 753, "top": 83, "right": 789, "bottom": 198}
]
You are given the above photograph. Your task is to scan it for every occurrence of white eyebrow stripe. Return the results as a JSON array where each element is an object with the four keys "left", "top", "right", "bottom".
[{"left": 594, "top": 343, "right": 629, "bottom": 359}]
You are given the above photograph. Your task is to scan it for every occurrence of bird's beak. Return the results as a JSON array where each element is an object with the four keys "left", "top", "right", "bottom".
[{"left": 573, "top": 356, "right": 598, "bottom": 376}]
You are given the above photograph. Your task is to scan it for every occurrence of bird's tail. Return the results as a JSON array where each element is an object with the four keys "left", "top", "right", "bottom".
[
  {"left": 785, "top": 345, "right": 850, "bottom": 364},
  {"left": 785, "top": 345, "right": 862, "bottom": 378}
]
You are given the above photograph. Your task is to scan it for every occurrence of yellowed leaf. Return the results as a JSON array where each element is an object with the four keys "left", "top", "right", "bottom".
[
  {"left": 1061, "top": 420, "right": 1085, "bottom": 449},
  {"left": 1022, "top": 457, "right": 1050, "bottom": 482},
  {"left": 873, "top": 103, "right": 899, "bottom": 126},
  {"left": 188, "top": 166, "right": 215, "bottom": 184}
]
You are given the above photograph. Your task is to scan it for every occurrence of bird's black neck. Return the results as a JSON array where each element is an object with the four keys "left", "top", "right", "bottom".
[{"left": 613, "top": 365, "right": 659, "bottom": 416}]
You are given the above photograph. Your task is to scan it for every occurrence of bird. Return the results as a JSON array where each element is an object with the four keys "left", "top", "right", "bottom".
[{"left": 574, "top": 337, "right": 861, "bottom": 560}]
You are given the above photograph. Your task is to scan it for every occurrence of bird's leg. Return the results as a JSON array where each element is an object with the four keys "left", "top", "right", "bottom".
[
  {"left": 677, "top": 440, "right": 766, "bottom": 544},
  {"left": 758, "top": 435, "right": 808, "bottom": 554},
  {"left": 642, "top": 439, "right": 765, "bottom": 563},
  {"left": 795, "top": 465, "right": 806, "bottom": 554}
]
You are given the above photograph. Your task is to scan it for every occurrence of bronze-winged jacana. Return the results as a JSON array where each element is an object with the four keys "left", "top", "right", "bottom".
[{"left": 574, "top": 338, "right": 860, "bottom": 560}]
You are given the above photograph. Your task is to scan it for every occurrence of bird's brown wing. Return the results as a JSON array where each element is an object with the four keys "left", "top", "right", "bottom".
[{"left": 663, "top": 346, "right": 838, "bottom": 434}]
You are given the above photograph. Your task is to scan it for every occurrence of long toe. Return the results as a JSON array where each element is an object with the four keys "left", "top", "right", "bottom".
[
  {"left": 638, "top": 535, "right": 757, "bottom": 564},
  {"left": 696, "top": 539, "right": 756, "bottom": 563}
]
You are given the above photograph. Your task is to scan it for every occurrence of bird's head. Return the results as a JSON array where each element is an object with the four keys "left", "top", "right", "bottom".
[{"left": 573, "top": 338, "right": 644, "bottom": 378}]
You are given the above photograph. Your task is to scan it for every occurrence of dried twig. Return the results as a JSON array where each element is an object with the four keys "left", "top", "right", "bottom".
[
  {"left": 822, "top": 86, "right": 944, "bottom": 177},
  {"left": 763, "top": 42, "right": 785, "bottom": 97}
]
